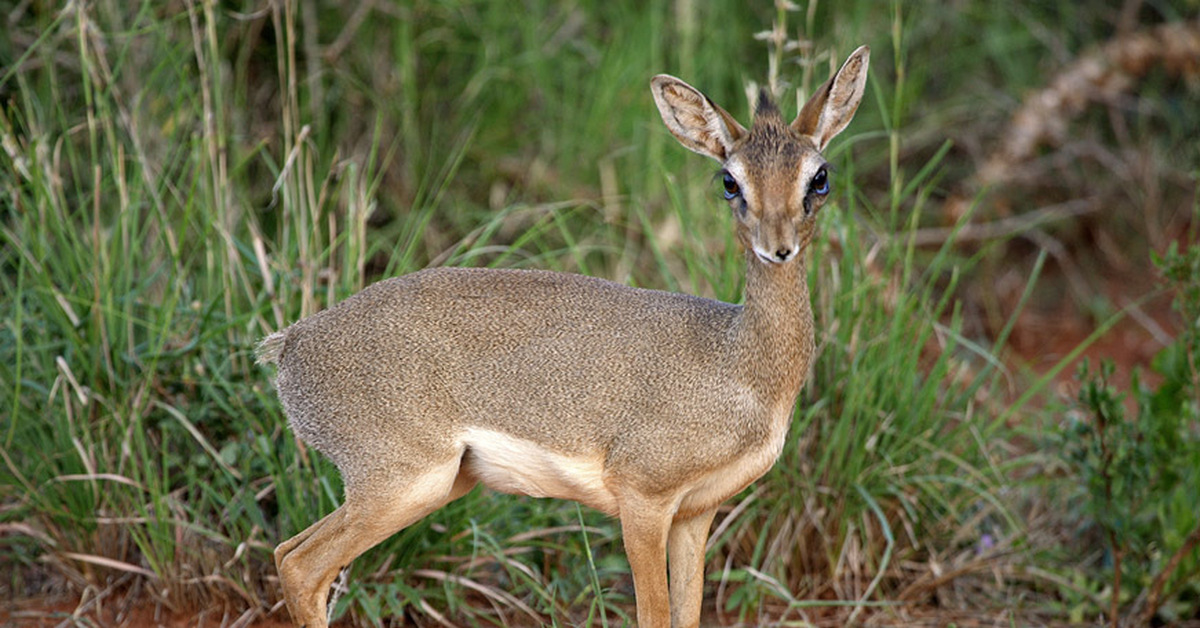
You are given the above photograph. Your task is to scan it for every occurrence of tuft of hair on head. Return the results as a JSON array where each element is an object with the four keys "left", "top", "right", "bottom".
[{"left": 754, "top": 87, "right": 779, "bottom": 118}]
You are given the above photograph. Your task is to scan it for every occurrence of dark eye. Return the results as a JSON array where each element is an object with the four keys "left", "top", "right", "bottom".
[
  {"left": 722, "top": 172, "right": 741, "bottom": 200},
  {"left": 810, "top": 168, "right": 829, "bottom": 196}
]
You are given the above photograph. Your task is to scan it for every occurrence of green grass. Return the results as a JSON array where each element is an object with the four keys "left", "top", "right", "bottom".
[{"left": 3, "top": 1, "right": 1197, "bottom": 626}]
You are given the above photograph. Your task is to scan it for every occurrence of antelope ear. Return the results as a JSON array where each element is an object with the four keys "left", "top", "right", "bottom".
[
  {"left": 791, "top": 45, "right": 870, "bottom": 151},
  {"left": 651, "top": 74, "right": 747, "bottom": 162}
]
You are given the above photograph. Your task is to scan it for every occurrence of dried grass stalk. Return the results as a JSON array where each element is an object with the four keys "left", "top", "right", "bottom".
[{"left": 970, "top": 20, "right": 1200, "bottom": 198}]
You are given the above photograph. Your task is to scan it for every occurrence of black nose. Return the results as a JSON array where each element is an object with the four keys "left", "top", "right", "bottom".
[{"left": 774, "top": 247, "right": 792, "bottom": 261}]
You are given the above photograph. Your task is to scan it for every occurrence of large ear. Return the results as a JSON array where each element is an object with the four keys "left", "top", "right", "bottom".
[
  {"left": 791, "top": 45, "right": 870, "bottom": 150},
  {"left": 651, "top": 74, "right": 747, "bottom": 162}
]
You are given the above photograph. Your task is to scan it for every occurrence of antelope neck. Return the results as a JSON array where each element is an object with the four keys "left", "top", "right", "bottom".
[{"left": 733, "top": 250, "right": 814, "bottom": 394}]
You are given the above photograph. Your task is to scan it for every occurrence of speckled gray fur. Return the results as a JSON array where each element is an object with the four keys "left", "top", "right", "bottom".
[{"left": 266, "top": 265, "right": 808, "bottom": 493}]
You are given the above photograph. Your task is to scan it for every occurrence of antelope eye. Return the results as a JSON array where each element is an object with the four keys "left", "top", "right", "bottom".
[
  {"left": 810, "top": 167, "right": 829, "bottom": 196},
  {"left": 722, "top": 172, "right": 741, "bottom": 200}
]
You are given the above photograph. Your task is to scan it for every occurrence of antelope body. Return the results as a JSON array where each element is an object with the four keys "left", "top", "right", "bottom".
[{"left": 259, "top": 46, "right": 869, "bottom": 628}]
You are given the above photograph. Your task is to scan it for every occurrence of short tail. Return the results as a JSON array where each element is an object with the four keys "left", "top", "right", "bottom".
[{"left": 255, "top": 329, "right": 289, "bottom": 365}]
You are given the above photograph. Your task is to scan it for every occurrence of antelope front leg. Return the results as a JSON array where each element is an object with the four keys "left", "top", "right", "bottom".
[
  {"left": 668, "top": 509, "right": 718, "bottom": 628},
  {"left": 619, "top": 496, "right": 673, "bottom": 628}
]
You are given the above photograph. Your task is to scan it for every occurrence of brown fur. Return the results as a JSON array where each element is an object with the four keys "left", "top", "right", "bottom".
[{"left": 259, "top": 45, "right": 869, "bottom": 628}]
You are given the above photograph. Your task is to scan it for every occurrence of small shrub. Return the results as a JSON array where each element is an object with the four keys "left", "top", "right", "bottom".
[{"left": 1054, "top": 234, "right": 1200, "bottom": 625}]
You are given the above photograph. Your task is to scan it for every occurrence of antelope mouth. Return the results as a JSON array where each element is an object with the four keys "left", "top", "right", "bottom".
[
  {"left": 754, "top": 251, "right": 781, "bottom": 265},
  {"left": 752, "top": 246, "right": 798, "bottom": 265}
]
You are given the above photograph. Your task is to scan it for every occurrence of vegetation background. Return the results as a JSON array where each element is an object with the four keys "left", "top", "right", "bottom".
[{"left": 2, "top": 0, "right": 1198, "bottom": 626}]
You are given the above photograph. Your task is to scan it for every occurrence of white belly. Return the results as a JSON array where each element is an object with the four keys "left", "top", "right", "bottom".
[
  {"left": 459, "top": 410, "right": 789, "bottom": 521},
  {"left": 461, "top": 428, "right": 620, "bottom": 516}
]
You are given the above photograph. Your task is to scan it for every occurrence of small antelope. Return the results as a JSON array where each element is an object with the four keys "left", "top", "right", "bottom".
[{"left": 258, "top": 46, "right": 869, "bottom": 628}]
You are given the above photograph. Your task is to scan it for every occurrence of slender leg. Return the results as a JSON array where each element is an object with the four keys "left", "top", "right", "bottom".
[
  {"left": 274, "top": 512, "right": 331, "bottom": 575},
  {"left": 277, "top": 506, "right": 354, "bottom": 627},
  {"left": 276, "top": 462, "right": 477, "bottom": 582},
  {"left": 667, "top": 509, "right": 718, "bottom": 628},
  {"left": 619, "top": 494, "right": 674, "bottom": 628},
  {"left": 276, "top": 457, "right": 463, "bottom": 628}
]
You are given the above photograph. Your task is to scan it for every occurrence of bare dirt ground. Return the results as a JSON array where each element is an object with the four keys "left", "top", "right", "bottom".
[{"left": 4, "top": 596, "right": 295, "bottom": 628}]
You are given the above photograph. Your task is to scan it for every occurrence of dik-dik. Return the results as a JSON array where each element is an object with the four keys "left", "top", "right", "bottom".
[{"left": 258, "top": 45, "right": 869, "bottom": 628}]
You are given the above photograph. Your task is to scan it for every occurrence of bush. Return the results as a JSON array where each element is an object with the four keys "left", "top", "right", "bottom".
[{"left": 1054, "top": 229, "right": 1200, "bottom": 625}]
